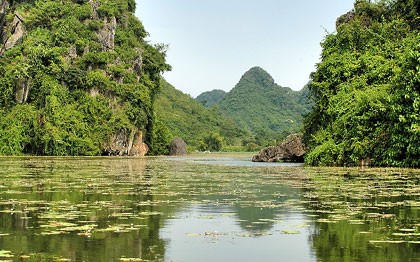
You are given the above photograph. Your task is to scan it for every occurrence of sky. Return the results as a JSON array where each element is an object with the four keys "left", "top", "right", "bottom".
[{"left": 136, "top": 1, "right": 355, "bottom": 97}]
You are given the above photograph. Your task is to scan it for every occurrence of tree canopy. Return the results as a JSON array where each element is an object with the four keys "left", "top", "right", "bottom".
[{"left": 304, "top": 0, "right": 420, "bottom": 167}]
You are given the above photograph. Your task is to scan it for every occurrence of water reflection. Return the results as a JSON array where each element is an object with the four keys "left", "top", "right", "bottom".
[
  {"left": 162, "top": 204, "right": 314, "bottom": 262},
  {"left": 0, "top": 157, "right": 168, "bottom": 261},
  {"left": 304, "top": 168, "right": 420, "bottom": 262},
  {"left": 0, "top": 156, "right": 420, "bottom": 261}
]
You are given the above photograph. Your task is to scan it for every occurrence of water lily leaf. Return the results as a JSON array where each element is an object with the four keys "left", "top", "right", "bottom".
[
  {"left": 281, "top": 230, "right": 300, "bottom": 235},
  {"left": 399, "top": 228, "right": 416, "bottom": 232},
  {"left": 40, "top": 231, "right": 63, "bottom": 236},
  {"left": 369, "top": 240, "right": 405, "bottom": 244},
  {"left": 0, "top": 250, "right": 13, "bottom": 258},
  {"left": 186, "top": 233, "right": 201, "bottom": 236},
  {"left": 292, "top": 224, "right": 310, "bottom": 228}
]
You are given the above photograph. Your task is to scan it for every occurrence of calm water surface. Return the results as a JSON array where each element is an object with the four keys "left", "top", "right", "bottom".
[{"left": 0, "top": 154, "right": 420, "bottom": 261}]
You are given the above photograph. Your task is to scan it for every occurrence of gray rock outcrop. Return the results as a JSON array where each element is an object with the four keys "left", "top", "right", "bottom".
[
  {"left": 4, "top": 12, "right": 24, "bottom": 49},
  {"left": 252, "top": 134, "right": 306, "bottom": 162},
  {"left": 1, "top": 9, "right": 25, "bottom": 55},
  {"left": 98, "top": 16, "right": 116, "bottom": 50},
  {"left": 15, "top": 78, "right": 31, "bottom": 104},
  {"left": 169, "top": 138, "right": 187, "bottom": 156}
]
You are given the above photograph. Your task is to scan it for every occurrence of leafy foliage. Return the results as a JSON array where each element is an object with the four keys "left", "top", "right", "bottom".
[
  {"left": 199, "top": 132, "right": 224, "bottom": 152},
  {"left": 303, "top": 0, "right": 420, "bottom": 167},
  {"left": 0, "top": 0, "right": 169, "bottom": 155}
]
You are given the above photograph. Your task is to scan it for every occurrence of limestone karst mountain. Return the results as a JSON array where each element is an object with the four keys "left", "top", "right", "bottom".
[
  {"left": 197, "top": 67, "right": 312, "bottom": 145},
  {"left": 0, "top": 0, "right": 170, "bottom": 156}
]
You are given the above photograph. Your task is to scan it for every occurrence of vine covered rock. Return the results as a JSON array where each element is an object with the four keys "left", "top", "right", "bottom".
[
  {"left": 303, "top": 0, "right": 420, "bottom": 167},
  {"left": 0, "top": 0, "right": 170, "bottom": 156}
]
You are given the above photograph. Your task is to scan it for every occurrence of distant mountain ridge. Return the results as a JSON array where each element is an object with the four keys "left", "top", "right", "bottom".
[
  {"left": 196, "top": 89, "right": 226, "bottom": 107},
  {"left": 197, "top": 67, "right": 312, "bottom": 144}
]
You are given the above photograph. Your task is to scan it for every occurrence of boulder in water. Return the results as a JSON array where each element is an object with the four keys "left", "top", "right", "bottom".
[
  {"left": 252, "top": 134, "right": 306, "bottom": 162},
  {"left": 169, "top": 138, "right": 187, "bottom": 156}
]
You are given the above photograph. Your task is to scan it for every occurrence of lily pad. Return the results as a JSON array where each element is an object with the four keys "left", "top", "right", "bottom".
[
  {"left": 0, "top": 250, "right": 13, "bottom": 258},
  {"left": 281, "top": 230, "right": 300, "bottom": 235}
]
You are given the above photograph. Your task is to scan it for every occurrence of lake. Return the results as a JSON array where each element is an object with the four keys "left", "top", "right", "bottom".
[{"left": 0, "top": 154, "right": 420, "bottom": 261}]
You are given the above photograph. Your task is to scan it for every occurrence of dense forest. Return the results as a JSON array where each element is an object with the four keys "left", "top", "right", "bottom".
[
  {"left": 0, "top": 0, "right": 170, "bottom": 155},
  {"left": 304, "top": 0, "right": 420, "bottom": 167}
]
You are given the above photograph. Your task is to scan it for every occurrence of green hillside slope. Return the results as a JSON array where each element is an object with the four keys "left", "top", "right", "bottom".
[{"left": 155, "top": 80, "right": 247, "bottom": 151}]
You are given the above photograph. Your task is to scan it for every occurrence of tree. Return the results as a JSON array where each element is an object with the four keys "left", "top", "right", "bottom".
[
  {"left": 199, "top": 132, "right": 224, "bottom": 152},
  {"left": 303, "top": 0, "right": 420, "bottom": 167}
]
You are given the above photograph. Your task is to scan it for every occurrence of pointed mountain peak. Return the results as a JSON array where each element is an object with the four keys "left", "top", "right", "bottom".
[{"left": 238, "top": 66, "right": 275, "bottom": 87}]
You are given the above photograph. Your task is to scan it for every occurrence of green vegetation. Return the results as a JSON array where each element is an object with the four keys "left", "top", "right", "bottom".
[
  {"left": 0, "top": 0, "right": 169, "bottom": 155},
  {"left": 157, "top": 68, "right": 311, "bottom": 153},
  {"left": 213, "top": 67, "right": 311, "bottom": 147},
  {"left": 303, "top": 0, "right": 420, "bottom": 167},
  {"left": 196, "top": 89, "right": 226, "bottom": 107},
  {"left": 155, "top": 80, "right": 246, "bottom": 152}
]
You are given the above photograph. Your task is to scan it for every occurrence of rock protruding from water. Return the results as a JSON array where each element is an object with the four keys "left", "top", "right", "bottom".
[
  {"left": 170, "top": 138, "right": 187, "bottom": 156},
  {"left": 252, "top": 134, "right": 306, "bottom": 162}
]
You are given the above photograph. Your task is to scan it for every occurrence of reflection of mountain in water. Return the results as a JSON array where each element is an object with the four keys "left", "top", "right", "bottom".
[
  {"left": 166, "top": 162, "right": 307, "bottom": 233},
  {"left": 233, "top": 183, "right": 303, "bottom": 232},
  {"left": 0, "top": 156, "right": 310, "bottom": 260},
  {"left": 234, "top": 205, "right": 277, "bottom": 232}
]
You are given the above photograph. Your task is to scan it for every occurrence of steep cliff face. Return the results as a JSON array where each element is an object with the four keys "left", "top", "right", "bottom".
[{"left": 0, "top": 0, "right": 169, "bottom": 156}]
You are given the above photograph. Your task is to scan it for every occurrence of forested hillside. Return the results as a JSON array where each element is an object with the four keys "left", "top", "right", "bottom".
[
  {"left": 155, "top": 80, "right": 248, "bottom": 152},
  {"left": 196, "top": 89, "right": 226, "bottom": 107},
  {"left": 304, "top": 0, "right": 420, "bottom": 167},
  {"left": 0, "top": 0, "right": 169, "bottom": 155},
  {"left": 210, "top": 67, "right": 311, "bottom": 146}
]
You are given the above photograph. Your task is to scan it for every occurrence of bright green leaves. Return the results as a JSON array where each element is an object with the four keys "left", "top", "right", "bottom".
[
  {"left": 0, "top": 0, "right": 170, "bottom": 156},
  {"left": 148, "top": 112, "right": 172, "bottom": 155},
  {"left": 304, "top": 0, "right": 420, "bottom": 167},
  {"left": 384, "top": 32, "right": 420, "bottom": 167},
  {"left": 0, "top": 105, "right": 37, "bottom": 155},
  {"left": 199, "top": 132, "right": 224, "bottom": 152}
]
